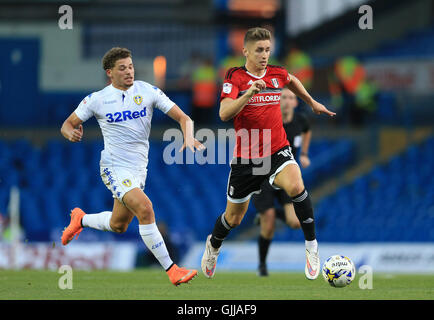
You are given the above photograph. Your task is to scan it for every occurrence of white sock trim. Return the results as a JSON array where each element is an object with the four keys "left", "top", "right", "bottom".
[{"left": 305, "top": 239, "right": 318, "bottom": 252}]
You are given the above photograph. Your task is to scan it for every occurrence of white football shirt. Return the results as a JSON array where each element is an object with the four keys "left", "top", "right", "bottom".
[{"left": 74, "top": 81, "right": 174, "bottom": 169}]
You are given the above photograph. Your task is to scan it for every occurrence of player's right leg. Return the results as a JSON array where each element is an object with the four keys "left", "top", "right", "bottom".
[
  {"left": 201, "top": 199, "right": 250, "bottom": 278},
  {"left": 202, "top": 156, "right": 266, "bottom": 279}
]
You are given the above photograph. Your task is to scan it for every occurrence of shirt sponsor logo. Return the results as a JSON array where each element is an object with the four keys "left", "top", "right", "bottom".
[
  {"left": 105, "top": 106, "right": 147, "bottom": 123},
  {"left": 248, "top": 94, "right": 281, "bottom": 104}
]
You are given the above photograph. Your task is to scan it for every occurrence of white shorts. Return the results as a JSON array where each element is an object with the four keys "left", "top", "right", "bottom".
[{"left": 100, "top": 166, "right": 147, "bottom": 204}]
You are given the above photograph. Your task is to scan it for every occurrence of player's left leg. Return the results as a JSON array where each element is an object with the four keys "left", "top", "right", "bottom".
[
  {"left": 61, "top": 198, "right": 134, "bottom": 245},
  {"left": 123, "top": 187, "right": 197, "bottom": 285},
  {"left": 79, "top": 198, "right": 135, "bottom": 233},
  {"left": 273, "top": 164, "right": 320, "bottom": 280}
]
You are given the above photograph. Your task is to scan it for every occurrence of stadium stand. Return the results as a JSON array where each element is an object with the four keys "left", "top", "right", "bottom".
[
  {"left": 274, "top": 135, "right": 434, "bottom": 242},
  {"left": 361, "top": 26, "right": 434, "bottom": 59},
  {"left": 0, "top": 137, "right": 355, "bottom": 244}
]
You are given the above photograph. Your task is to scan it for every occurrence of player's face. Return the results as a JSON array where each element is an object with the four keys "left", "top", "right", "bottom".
[
  {"left": 280, "top": 88, "right": 298, "bottom": 115},
  {"left": 108, "top": 57, "right": 134, "bottom": 89},
  {"left": 244, "top": 40, "right": 271, "bottom": 71}
]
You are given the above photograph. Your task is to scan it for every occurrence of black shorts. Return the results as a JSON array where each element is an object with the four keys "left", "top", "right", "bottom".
[
  {"left": 252, "top": 179, "right": 293, "bottom": 213},
  {"left": 226, "top": 145, "right": 297, "bottom": 203}
]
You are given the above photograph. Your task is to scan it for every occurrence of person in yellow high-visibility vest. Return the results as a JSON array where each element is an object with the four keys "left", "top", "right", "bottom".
[
  {"left": 284, "top": 48, "right": 314, "bottom": 90},
  {"left": 334, "top": 56, "right": 365, "bottom": 95},
  {"left": 192, "top": 57, "right": 218, "bottom": 126},
  {"left": 218, "top": 53, "right": 245, "bottom": 82},
  {"left": 329, "top": 56, "right": 377, "bottom": 126}
]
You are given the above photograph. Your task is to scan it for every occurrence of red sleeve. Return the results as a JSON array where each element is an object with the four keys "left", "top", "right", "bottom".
[
  {"left": 220, "top": 68, "right": 240, "bottom": 101},
  {"left": 282, "top": 68, "right": 292, "bottom": 86}
]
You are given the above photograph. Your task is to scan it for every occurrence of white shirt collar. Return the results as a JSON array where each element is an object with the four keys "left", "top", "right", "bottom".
[
  {"left": 110, "top": 82, "right": 135, "bottom": 96},
  {"left": 246, "top": 68, "right": 267, "bottom": 79}
]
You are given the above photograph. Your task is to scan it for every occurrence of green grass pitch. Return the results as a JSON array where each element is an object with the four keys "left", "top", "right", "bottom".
[{"left": 1, "top": 269, "right": 433, "bottom": 300}]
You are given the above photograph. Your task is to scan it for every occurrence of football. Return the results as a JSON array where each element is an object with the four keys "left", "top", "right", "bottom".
[{"left": 322, "top": 255, "right": 356, "bottom": 288}]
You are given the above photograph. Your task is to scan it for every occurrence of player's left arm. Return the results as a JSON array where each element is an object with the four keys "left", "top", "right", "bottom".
[
  {"left": 286, "top": 75, "right": 336, "bottom": 117},
  {"left": 166, "top": 104, "right": 205, "bottom": 152}
]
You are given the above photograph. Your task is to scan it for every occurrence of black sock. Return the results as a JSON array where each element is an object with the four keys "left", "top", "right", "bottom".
[
  {"left": 292, "top": 189, "right": 316, "bottom": 241},
  {"left": 210, "top": 213, "right": 232, "bottom": 249},
  {"left": 258, "top": 235, "right": 271, "bottom": 265}
]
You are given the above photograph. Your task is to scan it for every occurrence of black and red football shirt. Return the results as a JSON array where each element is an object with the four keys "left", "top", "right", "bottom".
[{"left": 220, "top": 65, "right": 292, "bottom": 159}]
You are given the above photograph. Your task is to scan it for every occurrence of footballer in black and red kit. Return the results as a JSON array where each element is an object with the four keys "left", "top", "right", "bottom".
[
  {"left": 221, "top": 65, "right": 297, "bottom": 203},
  {"left": 201, "top": 27, "right": 335, "bottom": 281}
]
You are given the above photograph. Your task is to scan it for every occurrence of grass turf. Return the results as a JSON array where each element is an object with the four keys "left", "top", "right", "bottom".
[{"left": 0, "top": 269, "right": 433, "bottom": 300}]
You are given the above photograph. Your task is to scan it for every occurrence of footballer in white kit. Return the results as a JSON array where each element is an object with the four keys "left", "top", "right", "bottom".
[
  {"left": 75, "top": 80, "right": 172, "bottom": 202},
  {"left": 60, "top": 47, "right": 203, "bottom": 286}
]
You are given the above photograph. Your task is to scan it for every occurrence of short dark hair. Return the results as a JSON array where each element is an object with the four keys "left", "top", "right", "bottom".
[
  {"left": 244, "top": 27, "right": 272, "bottom": 45},
  {"left": 102, "top": 47, "right": 132, "bottom": 70}
]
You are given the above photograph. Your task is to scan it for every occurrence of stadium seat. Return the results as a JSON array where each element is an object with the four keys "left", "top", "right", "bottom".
[
  {"left": 0, "top": 136, "right": 358, "bottom": 242},
  {"left": 307, "top": 136, "right": 434, "bottom": 243}
]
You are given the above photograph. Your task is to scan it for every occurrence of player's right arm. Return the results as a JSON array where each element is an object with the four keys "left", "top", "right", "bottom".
[
  {"left": 219, "top": 80, "right": 265, "bottom": 121},
  {"left": 61, "top": 112, "right": 83, "bottom": 142},
  {"left": 60, "top": 93, "right": 94, "bottom": 142}
]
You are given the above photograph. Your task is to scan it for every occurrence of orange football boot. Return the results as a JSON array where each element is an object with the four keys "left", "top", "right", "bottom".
[
  {"left": 166, "top": 264, "right": 198, "bottom": 286},
  {"left": 61, "top": 207, "right": 86, "bottom": 245}
]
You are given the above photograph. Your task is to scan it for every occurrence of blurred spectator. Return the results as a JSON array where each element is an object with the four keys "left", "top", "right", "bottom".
[
  {"left": 178, "top": 52, "right": 203, "bottom": 91},
  {"left": 328, "top": 56, "right": 378, "bottom": 126},
  {"left": 0, "top": 211, "right": 23, "bottom": 243},
  {"left": 218, "top": 48, "right": 245, "bottom": 81},
  {"left": 191, "top": 57, "right": 218, "bottom": 126},
  {"left": 283, "top": 48, "right": 314, "bottom": 90}
]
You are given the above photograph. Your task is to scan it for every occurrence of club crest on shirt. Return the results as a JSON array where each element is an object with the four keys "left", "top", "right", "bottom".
[
  {"left": 122, "top": 179, "right": 132, "bottom": 187},
  {"left": 271, "top": 78, "right": 279, "bottom": 88},
  {"left": 133, "top": 95, "right": 143, "bottom": 105}
]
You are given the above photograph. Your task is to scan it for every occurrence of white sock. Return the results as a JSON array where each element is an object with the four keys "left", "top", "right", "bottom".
[
  {"left": 305, "top": 239, "right": 318, "bottom": 252},
  {"left": 139, "top": 223, "right": 173, "bottom": 270},
  {"left": 81, "top": 211, "right": 113, "bottom": 231}
]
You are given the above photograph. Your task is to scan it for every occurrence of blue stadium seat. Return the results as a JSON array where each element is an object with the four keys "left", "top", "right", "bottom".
[
  {"left": 311, "top": 136, "right": 434, "bottom": 243},
  {"left": 0, "top": 136, "right": 366, "bottom": 242}
]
